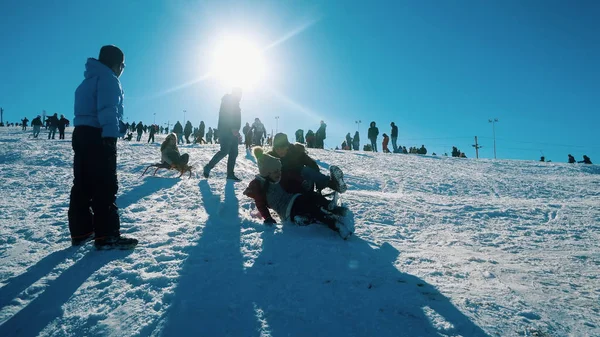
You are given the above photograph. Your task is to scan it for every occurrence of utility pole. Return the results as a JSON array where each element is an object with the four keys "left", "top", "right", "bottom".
[
  {"left": 275, "top": 116, "right": 280, "bottom": 133},
  {"left": 488, "top": 118, "right": 499, "bottom": 159},
  {"left": 355, "top": 120, "right": 361, "bottom": 132},
  {"left": 472, "top": 136, "right": 482, "bottom": 159}
]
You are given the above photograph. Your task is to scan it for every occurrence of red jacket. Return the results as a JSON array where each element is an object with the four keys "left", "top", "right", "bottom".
[{"left": 243, "top": 177, "right": 271, "bottom": 220}]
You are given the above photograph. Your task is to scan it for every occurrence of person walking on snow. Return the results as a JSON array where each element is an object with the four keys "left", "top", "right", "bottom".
[
  {"left": 184, "top": 121, "right": 193, "bottom": 144},
  {"left": 31, "top": 115, "right": 43, "bottom": 138},
  {"left": 47, "top": 113, "right": 59, "bottom": 139},
  {"left": 68, "top": 45, "right": 137, "bottom": 249},
  {"left": 203, "top": 88, "right": 243, "bottom": 181},
  {"left": 368, "top": 121, "right": 379, "bottom": 152},
  {"left": 251, "top": 118, "right": 266, "bottom": 146},
  {"left": 21, "top": 117, "right": 29, "bottom": 131},
  {"left": 172, "top": 121, "right": 184, "bottom": 144},
  {"left": 345, "top": 133, "right": 352, "bottom": 150},
  {"left": 390, "top": 122, "right": 398, "bottom": 152},
  {"left": 147, "top": 124, "right": 156, "bottom": 143},
  {"left": 352, "top": 131, "right": 360, "bottom": 151},
  {"left": 315, "top": 120, "right": 327, "bottom": 149},
  {"left": 244, "top": 147, "right": 353, "bottom": 239},
  {"left": 135, "top": 121, "right": 143, "bottom": 141},
  {"left": 58, "top": 114, "right": 70, "bottom": 139},
  {"left": 295, "top": 129, "right": 305, "bottom": 144}
]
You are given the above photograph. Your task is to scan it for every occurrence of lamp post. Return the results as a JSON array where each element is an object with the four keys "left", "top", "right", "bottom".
[
  {"left": 355, "top": 120, "right": 361, "bottom": 132},
  {"left": 0, "top": 107, "right": 3, "bottom": 125},
  {"left": 153, "top": 113, "right": 156, "bottom": 124},
  {"left": 488, "top": 118, "right": 499, "bottom": 159},
  {"left": 275, "top": 116, "right": 280, "bottom": 133},
  {"left": 183, "top": 110, "right": 186, "bottom": 125}
]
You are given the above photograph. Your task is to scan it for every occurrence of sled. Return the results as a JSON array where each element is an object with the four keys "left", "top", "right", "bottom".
[{"left": 141, "top": 162, "right": 194, "bottom": 178}]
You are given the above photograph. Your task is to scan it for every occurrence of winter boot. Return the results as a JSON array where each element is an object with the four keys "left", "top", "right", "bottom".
[
  {"left": 202, "top": 166, "right": 210, "bottom": 179},
  {"left": 71, "top": 232, "right": 94, "bottom": 246},
  {"left": 95, "top": 235, "right": 139, "bottom": 250},
  {"left": 329, "top": 166, "right": 347, "bottom": 193}
]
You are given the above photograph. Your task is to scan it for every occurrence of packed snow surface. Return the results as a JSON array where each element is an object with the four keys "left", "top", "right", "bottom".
[{"left": 0, "top": 127, "right": 599, "bottom": 337}]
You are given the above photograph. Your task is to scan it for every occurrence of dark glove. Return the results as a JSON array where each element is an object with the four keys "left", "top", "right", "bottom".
[
  {"left": 103, "top": 137, "right": 117, "bottom": 152},
  {"left": 264, "top": 217, "right": 277, "bottom": 225}
]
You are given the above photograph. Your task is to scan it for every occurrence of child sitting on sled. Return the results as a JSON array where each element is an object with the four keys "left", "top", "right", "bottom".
[
  {"left": 243, "top": 147, "right": 353, "bottom": 239},
  {"left": 161, "top": 133, "right": 190, "bottom": 170}
]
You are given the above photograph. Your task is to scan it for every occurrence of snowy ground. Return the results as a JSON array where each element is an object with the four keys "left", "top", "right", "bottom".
[{"left": 0, "top": 127, "right": 599, "bottom": 337}]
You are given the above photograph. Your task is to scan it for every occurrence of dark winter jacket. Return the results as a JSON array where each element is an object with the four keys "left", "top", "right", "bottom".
[
  {"left": 173, "top": 122, "right": 183, "bottom": 135},
  {"left": 31, "top": 117, "right": 43, "bottom": 126},
  {"left": 391, "top": 124, "right": 398, "bottom": 137},
  {"left": 184, "top": 122, "right": 193, "bottom": 136},
  {"left": 579, "top": 156, "right": 592, "bottom": 164},
  {"left": 217, "top": 94, "right": 242, "bottom": 135},
  {"left": 47, "top": 115, "right": 59, "bottom": 128},
  {"left": 305, "top": 130, "right": 315, "bottom": 148},
  {"left": 199, "top": 122, "right": 205, "bottom": 137},
  {"left": 136, "top": 122, "right": 144, "bottom": 134},
  {"left": 568, "top": 155, "right": 576, "bottom": 164},
  {"left": 295, "top": 129, "right": 305, "bottom": 143},
  {"left": 58, "top": 117, "right": 70, "bottom": 130},
  {"left": 368, "top": 126, "right": 379, "bottom": 140},
  {"left": 316, "top": 123, "right": 327, "bottom": 140},
  {"left": 346, "top": 133, "right": 352, "bottom": 147},
  {"left": 352, "top": 132, "right": 360, "bottom": 150},
  {"left": 21, "top": 118, "right": 29, "bottom": 126},
  {"left": 267, "top": 143, "right": 319, "bottom": 193}
]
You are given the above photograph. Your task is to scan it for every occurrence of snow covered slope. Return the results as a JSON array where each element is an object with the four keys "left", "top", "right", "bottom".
[{"left": 0, "top": 127, "right": 598, "bottom": 337}]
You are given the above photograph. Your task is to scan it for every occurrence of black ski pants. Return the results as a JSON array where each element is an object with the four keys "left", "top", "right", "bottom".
[
  {"left": 205, "top": 133, "right": 238, "bottom": 176},
  {"left": 58, "top": 127, "right": 66, "bottom": 139},
  {"left": 68, "top": 126, "right": 120, "bottom": 240},
  {"left": 290, "top": 193, "right": 336, "bottom": 230}
]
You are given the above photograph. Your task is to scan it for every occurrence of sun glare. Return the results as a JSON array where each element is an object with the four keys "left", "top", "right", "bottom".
[{"left": 211, "top": 37, "right": 266, "bottom": 90}]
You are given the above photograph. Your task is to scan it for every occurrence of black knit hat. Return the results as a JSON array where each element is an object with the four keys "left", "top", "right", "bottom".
[
  {"left": 273, "top": 133, "right": 290, "bottom": 149},
  {"left": 98, "top": 45, "right": 124, "bottom": 68}
]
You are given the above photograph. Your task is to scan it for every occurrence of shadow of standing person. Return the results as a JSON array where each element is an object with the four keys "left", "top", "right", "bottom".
[
  {"left": 0, "top": 251, "right": 132, "bottom": 337},
  {"left": 156, "top": 180, "right": 258, "bottom": 336}
]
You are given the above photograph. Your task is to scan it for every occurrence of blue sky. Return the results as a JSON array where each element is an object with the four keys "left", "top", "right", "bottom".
[{"left": 1, "top": 0, "right": 598, "bottom": 162}]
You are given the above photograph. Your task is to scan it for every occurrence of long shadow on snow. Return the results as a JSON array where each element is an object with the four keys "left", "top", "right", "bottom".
[
  {"left": 116, "top": 176, "right": 178, "bottom": 210},
  {"left": 155, "top": 180, "right": 260, "bottom": 336},
  {"left": 154, "top": 183, "right": 489, "bottom": 336},
  {"left": 0, "top": 248, "right": 74, "bottom": 309},
  {"left": 246, "top": 227, "right": 490, "bottom": 337},
  {"left": 0, "top": 250, "right": 132, "bottom": 337}
]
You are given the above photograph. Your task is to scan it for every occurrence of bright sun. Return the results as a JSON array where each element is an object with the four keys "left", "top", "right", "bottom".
[{"left": 211, "top": 37, "right": 266, "bottom": 90}]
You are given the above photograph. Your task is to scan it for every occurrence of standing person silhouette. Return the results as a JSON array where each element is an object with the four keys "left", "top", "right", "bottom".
[{"left": 203, "top": 88, "right": 243, "bottom": 181}]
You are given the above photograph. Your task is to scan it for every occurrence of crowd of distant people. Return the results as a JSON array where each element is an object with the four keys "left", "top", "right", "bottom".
[{"left": 4, "top": 114, "right": 595, "bottom": 166}]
